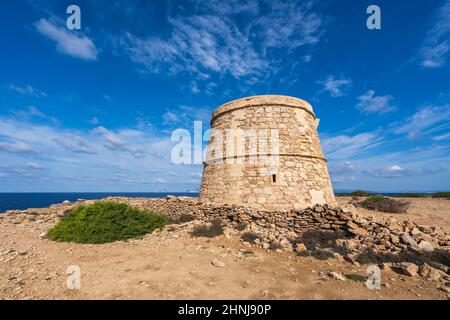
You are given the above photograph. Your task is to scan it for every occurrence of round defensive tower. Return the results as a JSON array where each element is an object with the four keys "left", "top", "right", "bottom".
[{"left": 199, "top": 95, "right": 336, "bottom": 211}]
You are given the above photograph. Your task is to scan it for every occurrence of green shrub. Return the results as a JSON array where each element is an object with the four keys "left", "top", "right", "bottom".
[
  {"left": 360, "top": 196, "right": 409, "bottom": 213},
  {"left": 345, "top": 273, "right": 368, "bottom": 283},
  {"left": 240, "top": 232, "right": 260, "bottom": 243},
  {"left": 177, "top": 214, "right": 196, "bottom": 223},
  {"left": 191, "top": 219, "right": 224, "bottom": 238},
  {"left": 432, "top": 192, "right": 450, "bottom": 198},
  {"left": 233, "top": 223, "right": 247, "bottom": 231},
  {"left": 395, "top": 193, "right": 430, "bottom": 198},
  {"left": 48, "top": 202, "right": 168, "bottom": 244},
  {"left": 351, "top": 190, "right": 370, "bottom": 197}
]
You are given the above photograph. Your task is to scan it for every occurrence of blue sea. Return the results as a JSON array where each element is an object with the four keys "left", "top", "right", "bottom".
[
  {"left": 0, "top": 192, "right": 198, "bottom": 213},
  {"left": 0, "top": 192, "right": 431, "bottom": 213}
]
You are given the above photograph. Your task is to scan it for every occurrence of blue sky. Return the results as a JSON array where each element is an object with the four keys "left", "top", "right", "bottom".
[{"left": 0, "top": 0, "right": 449, "bottom": 193}]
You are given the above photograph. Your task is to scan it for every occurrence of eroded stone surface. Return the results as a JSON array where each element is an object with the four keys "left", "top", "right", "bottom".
[{"left": 199, "top": 95, "right": 336, "bottom": 211}]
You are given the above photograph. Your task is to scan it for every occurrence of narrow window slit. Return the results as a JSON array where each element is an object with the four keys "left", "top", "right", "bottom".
[{"left": 272, "top": 174, "right": 277, "bottom": 183}]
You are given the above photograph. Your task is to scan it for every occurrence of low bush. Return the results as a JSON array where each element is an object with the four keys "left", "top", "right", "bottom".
[
  {"left": 433, "top": 192, "right": 450, "bottom": 198},
  {"left": 395, "top": 193, "right": 430, "bottom": 198},
  {"left": 233, "top": 223, "right": 247, "bottom": 231},
  {"left": 345, "top": 273, "right": 368, "bottom": 283},
  {"left": 177, "top": 214, "right": 196, "bottom": 223},
  {"left": 48, "top": 202, "right": 168, "bottom": 244},
  {"left": 240, "top": 232, "right": 260, "bottom": 243},
  {"left": 359, "top": 195, "right": 409, "bottom": 213},
  {"left": 351, "top": 190, "right": 370, "bottom": 197},
  {"left": 191, "top": 219, "right": 224, "bottom": 238}
]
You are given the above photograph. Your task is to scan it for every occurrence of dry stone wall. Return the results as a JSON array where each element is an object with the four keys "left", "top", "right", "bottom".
[{"left": 104, "top": 196, "right": 450, "bottom": 258}]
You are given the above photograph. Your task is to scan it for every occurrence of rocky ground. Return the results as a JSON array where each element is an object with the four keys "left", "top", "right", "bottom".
[{"left": 0, "top": 196, "right": 449, "bottom": 300}]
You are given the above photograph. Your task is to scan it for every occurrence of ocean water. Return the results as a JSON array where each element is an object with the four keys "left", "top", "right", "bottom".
[{"left": 0, "top": 192, "right": 198, "bottom": 213}]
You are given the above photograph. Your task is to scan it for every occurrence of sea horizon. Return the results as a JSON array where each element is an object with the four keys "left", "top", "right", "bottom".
[
  {"left": 0, "top": 192, "right": 198, "bottom": 213},
  {"left": 0, "top": 190, "right": 442, "bottom": 213}
]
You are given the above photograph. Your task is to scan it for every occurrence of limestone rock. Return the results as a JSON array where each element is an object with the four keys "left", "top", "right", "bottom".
[
  {"left": 419, "top": 264, "right": 445, "bottom": 281},
  {"left": 335, "top": 239, "right": 359, "bottom": 251},
  {"left": 328, "top": 271, "right": 346, "bottom": 281},
  {"left": 38, "top": 232, "right": 47, "bottom": 240},
  {"left": 417, "top": 240, "right": 434, "bottom": 253},
  {"left": 211, "top": 259, "right": 225, "bottom": 268},
  {"left": 295, "top": 243, "right": 307, "bottom": 253},
  {"left": 439, "top": 286, "right": 450, "bottom": 294},
  {"left": 348, "top": 227, "right": 368, "bottom": 237},
  {"left": 400, "top": 234, "right": 417, "bottom": 247},
  {"left": 398, "top": 262, "right": 419, "bottom": 277}
]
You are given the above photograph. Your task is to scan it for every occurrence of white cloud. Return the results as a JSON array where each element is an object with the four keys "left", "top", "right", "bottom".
[
  {"left": 123, "top": 15, "right": 266, "bottom": 78},
  {"left": 7, "top": 84, "right": 47, "bottom": 97},
  {"left": 120, "top": 0, "right": 323, "bottom": 80},
  {"left": 12, "top": 106, "right": 58, "bottom": 124},
  {"left": 0, "top": 112, "right": 202, "bottom": 191},
  {"left": 203, "top": 0, "right": 260, "bottom": 15},
  {"left": 53, "top": 137, "right": 97, "bottom": 155},
  {"left": 356, "top": 90, "right": 395, "bottom": 114},
  {"left": 27, "top": 162, "right": 44, "bottom": 169},
  {"left": 35, "top": 19, "right": 98, "bottom": 61},
  {"left": 91, "top": 126, "right": 149, "bottom": 158},
  {"left": 419, "top": 0, "right": 450, "bottom": 68},
  {"left": 433, "top": 132, "right": 450, "bottom": 141},
  {"left": 395, "top": 104, "right": 450, "bottom": 139},
  {"left": 254, "top": 0, "right": 322, "bottom": 50},
  {"left": 388, "top": 165, "right": 404, "bottom": 172},
  {"left": 0, "top": 139, "right": 37, "bottom": 154},
  {"left": 162, "top": 105, "right": 212, "bottom": 127},
  {"left": 318, "top": 75, "right": 352, "bottom": 97},
  {"left": 322, "top": 131, "right": 384, "bottom": 160},
  {"left": 89, "top": 117, "right": 100, "bottom": 125}
]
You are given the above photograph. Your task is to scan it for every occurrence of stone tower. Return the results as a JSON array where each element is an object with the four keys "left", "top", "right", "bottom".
[{"left": 199, "top": 95, "right": 335, "bottom": 211}]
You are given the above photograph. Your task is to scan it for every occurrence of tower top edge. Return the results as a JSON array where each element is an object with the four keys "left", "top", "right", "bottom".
[{"left": 212, "top": 95, "right": 315, "bottom": 121}]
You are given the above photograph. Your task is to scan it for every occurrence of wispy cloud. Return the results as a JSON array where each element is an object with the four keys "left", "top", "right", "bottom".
[
  {"left": 162, "top": 105, "right": 212, "bottom": 127},
  {"left": 363, "top": 164, "right": 411, "bottom": 179},
  {"left": 322, "top": 131, "right": 384, "bottom": 160},
  {"left": 0, "top": 139, "right": 37, "bottom": 154},
  {"left": 91, "top": 126, "right": 149, "bottom": 159},
  {"left": 35, "top": 18, "right": 98, "bottom": 61},
  {"left": 356, "top": 90, "right": 395, "bottom": 114},
  {"left": 12, "top": 106, "right": 58, "bottom": 124},
  {"left": 0, "top": 110, "right": 201, "bottom": 191},
  {"left": 418, "top": 0, "right": 450, "bottom": 68},
  {"left": 395, "top": 104, "right": 450, "bottom": 139},
  {"left": 7, "top": 84, "right": 47, "bottom": 97},
  {"left": 53, "top": 137, "right": 97, "bottom": 155},
  {"left": 89, "top": 117, "right": 100, "bottom": 125},
  {"left": 27, "top": 162, "right": 44, "bottom": 170},
  {"left": 433, "top": 132, "right": 450, "bottom": 141},
  {"left": 318, "top": 75, "right": 352, "bottom": 97},
  {"left": 119, "top": 0, "right": 323, "bottom": 81}
]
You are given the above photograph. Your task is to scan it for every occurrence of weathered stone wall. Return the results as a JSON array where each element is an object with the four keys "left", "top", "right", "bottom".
[
  {"left": 103, "top": 196, "right": 450, "bottom": 257},
  {"left": 199, "top": 95, "right": 335, "bottom": 210}
]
